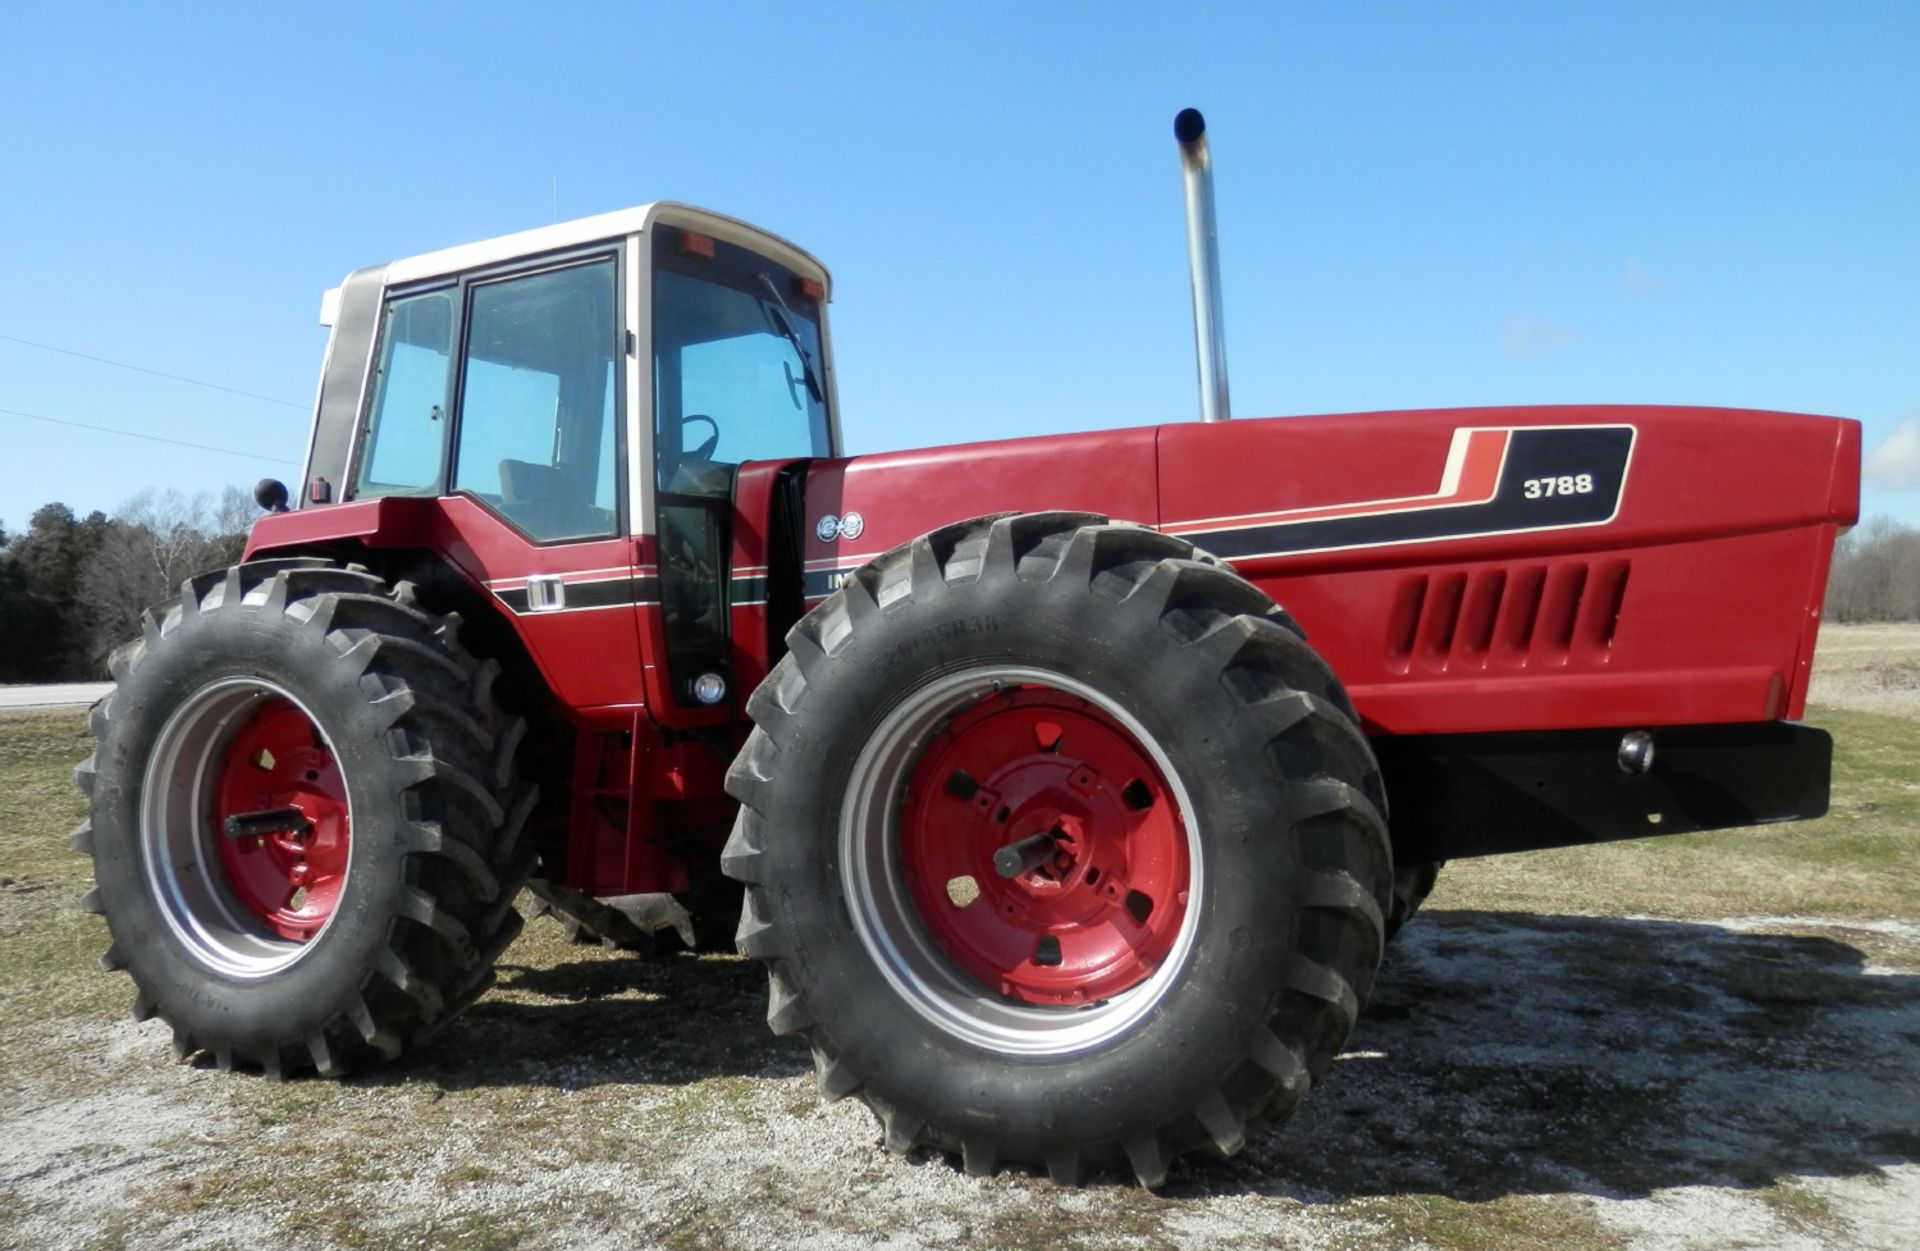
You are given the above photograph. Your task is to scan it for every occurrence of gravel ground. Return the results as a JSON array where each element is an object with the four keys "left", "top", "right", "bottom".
[{"left": 4, "top": 906, "right": 1916, "bottom": 1251}]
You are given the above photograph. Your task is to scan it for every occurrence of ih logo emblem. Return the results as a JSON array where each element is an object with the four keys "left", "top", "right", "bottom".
[{"left": 816, "top": 512, "right": 865, "bottom": 543}]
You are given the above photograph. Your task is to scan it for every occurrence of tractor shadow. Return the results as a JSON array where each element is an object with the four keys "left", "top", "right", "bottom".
[
  {"left": 1195, "top": 910, "right": 1920, "bottom": 1203},
  {"left": 369, "top": 941, "right": 812, "bottom": 1092},
  {"left": 363, "top": 908, "right": 1920, "bottom": 1203}
]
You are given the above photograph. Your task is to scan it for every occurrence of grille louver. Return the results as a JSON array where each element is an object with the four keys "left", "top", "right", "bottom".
[{"left": 1385, "top": 561, "right": 1629, "bottom": 673}]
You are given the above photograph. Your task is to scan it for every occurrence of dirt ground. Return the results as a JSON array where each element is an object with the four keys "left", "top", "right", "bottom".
[
  {"left": 3, "top": 624, "right": 1917, "bottom": 1251},
  {"left": 1805, "top": 622, "right": 1920, "bottom": 719}
]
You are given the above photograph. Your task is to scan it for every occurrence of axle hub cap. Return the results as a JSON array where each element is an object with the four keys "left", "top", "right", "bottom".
[
  {"left": 140, "top": 678, "right": 354, "bottom": 978},
  {"left": 212, "top": 698, "right": 351, "bottom": 940},
  {"left": 840, "top": 665, "right": 1204, "bottom": 1056},
  {"left": 901, "top": 689, "right": 1190, "bottom": 1006}
]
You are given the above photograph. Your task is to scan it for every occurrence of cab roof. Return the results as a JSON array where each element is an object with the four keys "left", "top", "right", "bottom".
[{"left": 321, "top": 202, "right": 831, "bottom": 323}]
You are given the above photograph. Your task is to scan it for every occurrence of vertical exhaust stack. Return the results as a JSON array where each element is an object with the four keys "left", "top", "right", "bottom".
[{"left": 1176, "top": 107, "right": 1231, "bottom": 423}]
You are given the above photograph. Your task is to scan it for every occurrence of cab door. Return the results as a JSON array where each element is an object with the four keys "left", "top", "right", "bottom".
[
  {"left": 349, "top": 247, "right": 643, "bottom": 707},
  {"left": 445, "top": 250, "right": 643, "bottom": 707}
]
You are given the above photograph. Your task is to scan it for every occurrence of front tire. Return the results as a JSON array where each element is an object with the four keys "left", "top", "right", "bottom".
[
  {"left": 722, "top": 514, "right": 1390, "bottom": 1185},
  {"left": 72, "top": 559, "right": 535, "bottom": 1077}
]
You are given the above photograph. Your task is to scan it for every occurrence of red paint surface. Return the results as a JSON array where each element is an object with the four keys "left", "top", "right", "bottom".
[
  {"left": 808, "top": 406, "right": 1857, "bottom": 735},
  {"left": 245, "top": 404, "right": 1860, "bottom": 892},
  {"left": 248, "top": 497, "right": 646, "bottom": 709}
]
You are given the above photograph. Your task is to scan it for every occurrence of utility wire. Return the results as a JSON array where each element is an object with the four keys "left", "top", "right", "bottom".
[
  {"left": 0, "top": 405, "right": 299, "bottom": 467},
  {"left": 0, "top": 332, "right": 306, "bottom": 410}
]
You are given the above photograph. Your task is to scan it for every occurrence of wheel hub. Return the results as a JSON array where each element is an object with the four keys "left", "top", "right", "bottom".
[
  {"left": 900, "top": 688, "right": 1190, "bottom": 1007},
  {"left": 211, "top": 697, "right": 351, "bottom": 942}
]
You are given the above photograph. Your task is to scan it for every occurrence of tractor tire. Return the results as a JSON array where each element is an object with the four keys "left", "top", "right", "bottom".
[
  {"left": 1386, "top": 859, "right": 1445, "bottom": 939},
  {"left": 71, "top": 557, "right": 537, "bottom": 1077},
  {"left": 722, "top": 513, "right": 1390, "bottom": 1186}
]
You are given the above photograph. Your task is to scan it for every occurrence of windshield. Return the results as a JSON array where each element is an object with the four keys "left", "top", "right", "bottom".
[{"left": 652, "top": 235, "right": 831, "bottom": 499}]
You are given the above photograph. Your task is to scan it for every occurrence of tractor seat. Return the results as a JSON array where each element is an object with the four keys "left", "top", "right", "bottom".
[{"left": 497, "top": 459, "right": 613, "bottom": 541}]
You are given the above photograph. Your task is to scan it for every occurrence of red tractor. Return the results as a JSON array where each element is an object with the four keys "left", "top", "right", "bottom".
[{"left": 73, "top": 112, "right": 1857, "bottom": 1185}]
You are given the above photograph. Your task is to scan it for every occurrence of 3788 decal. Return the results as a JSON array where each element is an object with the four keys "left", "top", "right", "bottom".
[{"left": 1524, "top": 473, "right": 1595, "bottom": 499}]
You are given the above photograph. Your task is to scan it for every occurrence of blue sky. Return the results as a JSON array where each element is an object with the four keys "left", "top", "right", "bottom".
[{"left": 2, "top": 1, "right": 1915, "bottom": 532}]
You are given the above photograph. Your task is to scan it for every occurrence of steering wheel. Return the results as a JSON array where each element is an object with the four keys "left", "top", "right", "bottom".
[{"left": 682, "top": 414, "right": 720, "bottom": 461}]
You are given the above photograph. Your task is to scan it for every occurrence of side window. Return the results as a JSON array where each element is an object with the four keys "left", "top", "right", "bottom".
[
  {"left": 453, "top": 258, "right": 620, "bottom": 542},
  {"left": 354, "top": 290, "right": 453, "bottom": 499}
]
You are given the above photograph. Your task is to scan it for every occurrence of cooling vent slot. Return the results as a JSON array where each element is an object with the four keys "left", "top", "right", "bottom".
[{"left": 1386, "top": 560, "right": 1629, "bottom": 673}]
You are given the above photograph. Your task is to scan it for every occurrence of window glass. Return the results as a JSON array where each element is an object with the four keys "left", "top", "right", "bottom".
[
  {"left": 453, "top": 259, "right": 619, "bottom": 541},
  {"left": 653, "top": 268, "right": 829, "bottom": 498},
  {"left": 355, "top": 291, "right": 453, "bottom": 498}
]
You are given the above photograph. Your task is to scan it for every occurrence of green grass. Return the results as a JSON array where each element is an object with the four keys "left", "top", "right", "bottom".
[
  {"left": 0, "top": 707, "right": 92, "bottom": 885},
  {"left": 1353, "top": 1194, "right": 1626, "bottom": 1251},
  {"left": 1434, "top": 705, "right": 1920, "bottom": 923},
  {"left": 0, "top": 709, "right": 120, "bottom": 1038}
]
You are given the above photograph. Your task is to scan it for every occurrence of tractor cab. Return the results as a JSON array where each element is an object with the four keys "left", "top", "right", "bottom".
[{"left": 293, "top": 203, "right": 840, "bottom": 720}]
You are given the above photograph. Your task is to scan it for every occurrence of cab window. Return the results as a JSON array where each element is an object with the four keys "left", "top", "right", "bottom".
[
  {"left": 452, "top": 258, "right": 621, "bottom": 542},
  {"left": 354, "top": 290, "right": 454, "bottom": 499},
  {"left": 652, "top": 261, "right": 829, "bottom": 498}
]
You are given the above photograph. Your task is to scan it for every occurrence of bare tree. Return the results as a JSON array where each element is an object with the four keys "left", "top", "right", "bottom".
[
  {"left": 81, "top": 488, "right": 254, "bottom": 666},
  {"left": 1824, "top": 516, "right": 1920, "bottom": 623}
]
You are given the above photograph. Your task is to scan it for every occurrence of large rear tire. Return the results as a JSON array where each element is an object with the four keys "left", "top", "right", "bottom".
[
  {"left": 722, "top": 514, "right": 1390, "bottom": 1185},
  {"left": 72, "top": 558, "right": 536, "bottom": 1077},
  {"left": 1386, "top": 858, "right": 1445, "bottom": 939}
]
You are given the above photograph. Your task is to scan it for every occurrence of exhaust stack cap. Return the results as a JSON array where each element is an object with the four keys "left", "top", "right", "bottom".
[{"left": 1176, "top": 108, "right": 1231, "bottom": 423}]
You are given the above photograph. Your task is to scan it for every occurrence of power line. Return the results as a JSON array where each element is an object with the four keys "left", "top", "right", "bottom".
[
  {"left": 0, "top": 404, "right": 299, "bottom": 467},
  {"left": 0, "top": 332, "right": 307, "bottom": 410}
]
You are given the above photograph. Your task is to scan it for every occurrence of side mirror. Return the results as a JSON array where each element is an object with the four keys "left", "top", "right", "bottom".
[{"left": 254, "top": 479, "right": 290, "bottom": 514}]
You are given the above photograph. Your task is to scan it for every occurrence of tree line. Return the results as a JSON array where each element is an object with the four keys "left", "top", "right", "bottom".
[
  {"left": 1823, "top": 517, "right": 1920, "bottom": 623},
  {"left": 0, "top": 490, "right": 252, "bottom": 682}
]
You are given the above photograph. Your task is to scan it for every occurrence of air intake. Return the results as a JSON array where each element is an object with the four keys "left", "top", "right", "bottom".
[{"left": 1385, "top": 561, "right": 1630, "bottom": 673}]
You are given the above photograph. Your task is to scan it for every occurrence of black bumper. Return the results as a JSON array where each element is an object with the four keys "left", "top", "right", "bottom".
[{"left": 1372, "top": 721, "right": 1833, "bottom": 861}]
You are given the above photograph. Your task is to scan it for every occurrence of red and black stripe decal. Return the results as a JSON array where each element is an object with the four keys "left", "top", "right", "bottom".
[
  {"left": 1168, "top": 424, "right": 1634, "bottom": 560},
  {"left": 490, "top": 573, "right": 659, "bottom": 615},
  {"left": 498, "top": 425, "right": 1634, "bottom": 607}
]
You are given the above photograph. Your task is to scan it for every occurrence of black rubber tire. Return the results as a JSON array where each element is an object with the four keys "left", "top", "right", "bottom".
[
  {"left": 71, "top": 557, "right": 537, "bottom": 1077},
  {"left": 1386, "top": 859, "right": 1445, "bottom": 939},
  {"left": 679, "top": 873, "right": 744, "bottom": 953},
  {"left": 722, "top": 513, "right": 1391, "bottom": 1186}
]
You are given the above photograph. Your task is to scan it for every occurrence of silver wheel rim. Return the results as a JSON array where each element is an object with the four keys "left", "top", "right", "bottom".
[
  {"left": 840, "top": 665, "right": 1204, "bottom": 1057},
  {"left": 139, "top": 678, "right": 350, "bottom": 979}
]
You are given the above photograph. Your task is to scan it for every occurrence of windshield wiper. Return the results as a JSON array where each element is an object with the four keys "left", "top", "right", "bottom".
[{"left": 755, "top": 273, "right": 825, "bottom": 405}]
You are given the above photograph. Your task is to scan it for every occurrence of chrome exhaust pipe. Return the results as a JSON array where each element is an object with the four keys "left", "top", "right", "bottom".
[{"left": 1175, "top": 107, "right": 1231, "bottom": 423}]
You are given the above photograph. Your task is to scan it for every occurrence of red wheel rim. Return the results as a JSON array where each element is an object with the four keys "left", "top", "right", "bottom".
[
  {"left": 899, "top": 687, "right": 1190, "bottom": 1007},
  {"left": 211, "top": 697, "right": 351, "bottom": 942}
]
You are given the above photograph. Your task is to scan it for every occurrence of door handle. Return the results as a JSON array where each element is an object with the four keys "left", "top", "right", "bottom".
[{"left": 525, "top": 575, "right": 567, "bottom": 612}]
